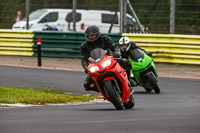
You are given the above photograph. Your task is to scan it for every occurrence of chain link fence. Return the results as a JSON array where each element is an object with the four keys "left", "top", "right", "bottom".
[
  {"left": 0, "top": 0, "right": 200, "bottom": 34},
  {"left": 129, "top": 1, "right": 200, "bottom": 34}
]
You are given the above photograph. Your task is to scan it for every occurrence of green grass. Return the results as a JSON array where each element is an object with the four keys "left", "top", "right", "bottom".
[{"left": 0, "top": 86, "right": 98, "bottom": 104}]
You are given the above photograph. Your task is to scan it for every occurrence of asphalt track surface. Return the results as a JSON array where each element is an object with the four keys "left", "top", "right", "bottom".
[{"left": 0, "top": 66, "right": 200, "bottom": 133}]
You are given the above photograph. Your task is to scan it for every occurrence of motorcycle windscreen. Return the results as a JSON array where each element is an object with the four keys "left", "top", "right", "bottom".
[
  {"left": 90, "top": 48, "right": 106, "bottom": 62},
  {"left": 129, "top": 49, "right": 144, "bottom": 62}
]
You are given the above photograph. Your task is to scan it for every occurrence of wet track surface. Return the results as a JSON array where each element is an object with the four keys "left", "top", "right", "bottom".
[{"left": 0, "top": 66, "right": 200, "bottom": 133}]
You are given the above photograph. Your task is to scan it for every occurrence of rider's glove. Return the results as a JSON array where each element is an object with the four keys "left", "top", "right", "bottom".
[
  {"left": 128, "top": 62, "right": 132, "bottom": 69},
  {"left": 84, "top": 66, "right": 88, "bottom": 74},
  {"left": 147, "top": 52, "right": 152, "bottom": 57},
  {"left": 114, "top": 52, "right": 121, "bottom": 58}
]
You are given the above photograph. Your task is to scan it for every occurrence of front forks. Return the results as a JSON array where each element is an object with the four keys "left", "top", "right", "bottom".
[{"left": 145, "top": 71, "right": 157, "bottom": 85}]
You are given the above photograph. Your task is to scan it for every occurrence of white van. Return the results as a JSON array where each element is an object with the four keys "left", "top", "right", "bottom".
[{"left": 12, "top": 9, "right": 137, "bottom": 33}]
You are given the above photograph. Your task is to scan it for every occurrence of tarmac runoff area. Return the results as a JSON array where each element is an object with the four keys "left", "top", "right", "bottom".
[
  {"left": 0, "top": 56, "right": 200, "bottom": 107},
  {"left": 0, "top": 55, "right": 199, "bottom": 79}
]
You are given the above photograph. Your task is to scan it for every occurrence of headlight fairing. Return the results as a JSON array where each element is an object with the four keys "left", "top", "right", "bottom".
[
  {"left": 102, "top": 58, "right": 112, "bottom": 68},
  {"left": 88, "top": 66, "right": 100, "bottom": 73}
]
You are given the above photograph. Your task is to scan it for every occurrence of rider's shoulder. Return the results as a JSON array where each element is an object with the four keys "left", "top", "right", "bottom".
[
  {"left": 130, "top": 42, "right": 136, "bottom": 45},
  {"left": 80, "top": 41, "right": 88, "bottom": 48},
  {"left": 102, "top": 35, "right": 111, "bottom": 39},
  {"left": 130, "top": 42, "right": 138, "bottom": 48},
  {"left": 101, "top": 35, "right": 113, "bottom": 43}
]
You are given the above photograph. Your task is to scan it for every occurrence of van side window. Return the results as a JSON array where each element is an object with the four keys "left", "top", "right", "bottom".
[
  {"left": 102, "top": 14, "right": 118, "bottom": 24},
  {"left": 39, "top": 12, "right": 58, "bottom": 23},
  {"left": 65, "top": 12, "right": 81, "bottom": 22}
]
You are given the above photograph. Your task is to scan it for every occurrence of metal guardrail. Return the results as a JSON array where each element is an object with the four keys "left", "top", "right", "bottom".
[
  {"left": 0, "top": 30, "right": 121, "bottom": 58},
  {"left": 122, "top": 33, "right": 200, "bottom": 65},
  {"left": 0, "top": 29, "right": 34, "bottom": 56},
  {"left": 33, "top": 31, "right": 121, "bottom": 58},
  {"left": 33, "top": 31, "right": 84, "bottom": 58},
  {"left": 1, "top": 29, "right": 199, "bottom": 65}
]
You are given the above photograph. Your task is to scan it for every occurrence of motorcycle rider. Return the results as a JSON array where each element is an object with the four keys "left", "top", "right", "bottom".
[
  {"left": 81, "top": 25, "right": 130, "bottom": 92},
  {"left": 117, "top": 36, "right": 152, "bottom": 86},
  {"left": 118, "top": 36, "right": 152, "bottom": 59}
]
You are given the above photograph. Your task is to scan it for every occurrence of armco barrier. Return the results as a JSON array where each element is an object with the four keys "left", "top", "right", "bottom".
[
  {"left": 0, "top": 30, "right": 121, "bottom": 58},
  {"left": 122, "top": 33, "right": 200, "bottom": 65},
  {"left": 0, "top": 29, "right": 34, "bottom": 56},
  {"left": 33, "top": 31, "right": 121, "bottom": 58},
  {"left": 1, "top": 29, "right": 199, "bottom": 65}
]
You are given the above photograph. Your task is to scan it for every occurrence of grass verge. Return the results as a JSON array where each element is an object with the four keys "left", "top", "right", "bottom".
[{"left": 0, "top": 86, "right": 98, "bottom": 104}]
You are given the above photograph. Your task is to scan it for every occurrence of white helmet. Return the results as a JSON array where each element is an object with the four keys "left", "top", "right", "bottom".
[{"left": 119, "top": 37, "right": 131, "bottom": 51}]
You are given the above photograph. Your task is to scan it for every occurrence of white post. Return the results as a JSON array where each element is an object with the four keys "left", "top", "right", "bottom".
[
  {"left": 26, "top": 0, "right": 29, "bottom": 30},
  {"left": 170, "top": 0, "right": 175, "bottom": 34},
  {"left": 119, "top": 0, "right": 123, "bottom": 33},
  {"left": 73, "top": 0, "right": 77, "bottom": 32}
]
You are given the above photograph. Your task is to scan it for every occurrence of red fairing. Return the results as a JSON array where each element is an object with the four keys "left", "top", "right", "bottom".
[
  {"left": 112, "top": 63, "right": 130, "bottom": 103},
  {"left": 87, "top": 53, "right": 131, "bottom": 103}
]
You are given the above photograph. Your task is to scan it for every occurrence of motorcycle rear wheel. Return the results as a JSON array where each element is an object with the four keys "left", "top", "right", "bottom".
[{"left": 103, "top": 80, "right": 124, "bottom": 110}]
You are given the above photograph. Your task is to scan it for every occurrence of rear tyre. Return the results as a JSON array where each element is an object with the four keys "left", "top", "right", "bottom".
[
  {"left": 103, "top": 80, "right": 124, "bottom": 110},
  {"left": 124, "top": 94, "right": 135, "bottom": 109},
  {"left": 146, "top": 74, "right": 160, "bottom": 94}
]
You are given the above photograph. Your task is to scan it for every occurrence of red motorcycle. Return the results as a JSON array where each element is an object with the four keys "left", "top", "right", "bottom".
[{"left": 87, "top": 48, "right": 135, "bottom": 110}]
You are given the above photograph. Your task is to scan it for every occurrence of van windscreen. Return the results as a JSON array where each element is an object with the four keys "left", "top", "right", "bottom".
[
  {"left": 29, "top": 10, "right": 47, "bottom": 21},
  {"left": 126, "top": 16, "right": 136, "bottom": 26}
]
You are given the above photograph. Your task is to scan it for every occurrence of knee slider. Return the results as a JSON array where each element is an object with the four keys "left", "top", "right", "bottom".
[{"left": 84, "top": 80, "right": 90, "bottom": 88}]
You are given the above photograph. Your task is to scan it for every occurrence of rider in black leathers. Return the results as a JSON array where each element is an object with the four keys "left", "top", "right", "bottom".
[
  {"left": 117, "top": 36, "right": 152, "bottom": 59},
  {"left": 116, "top": 36, "right": 152, "bottom": 86},
  {"left": 81, "top": 25, "right": 130, "bottom": 92}
]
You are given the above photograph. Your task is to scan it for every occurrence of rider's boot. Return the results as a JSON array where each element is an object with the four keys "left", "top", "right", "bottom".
[
  {"left": 85, "top": 83, "right": 99, "bottom": 92},
  {"left": 128, "top": 80, "right": 135, "bottom": 95},
  {"left": 129, "top": 77, "right": 137, "bottom": 87}
]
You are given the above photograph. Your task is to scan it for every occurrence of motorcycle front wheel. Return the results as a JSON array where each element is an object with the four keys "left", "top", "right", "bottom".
[
  {"left": 103, "top": 80, "right": 124, "bottom": 110},
  {"left": 124, "top": 93, "right": 135, "bottom": 109},
  {"left": 146, "top": 74, "right": 160, "bottom": 94}
]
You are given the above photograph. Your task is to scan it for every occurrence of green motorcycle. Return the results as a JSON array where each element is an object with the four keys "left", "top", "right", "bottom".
[{"left": 128, "top": 49, "right": 160, "bottom": 94}]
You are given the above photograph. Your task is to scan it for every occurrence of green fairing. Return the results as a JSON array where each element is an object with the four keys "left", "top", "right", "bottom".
[
  {"left": 128, "top": 49, "right": 160, "bottom": 93},
  {"left": 129, "top": 53, "right": 152, "bottom": 71}
]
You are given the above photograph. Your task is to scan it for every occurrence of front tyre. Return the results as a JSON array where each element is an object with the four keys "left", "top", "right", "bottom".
[
  {"left": 146, "top": 74, "right": 160, "bottom": 94},
  {"left": 124, "top": 94, "right": 135, "bottom": 109},
  {"left": 103, "top": 80, "right": 124, "bottom": 110}
]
